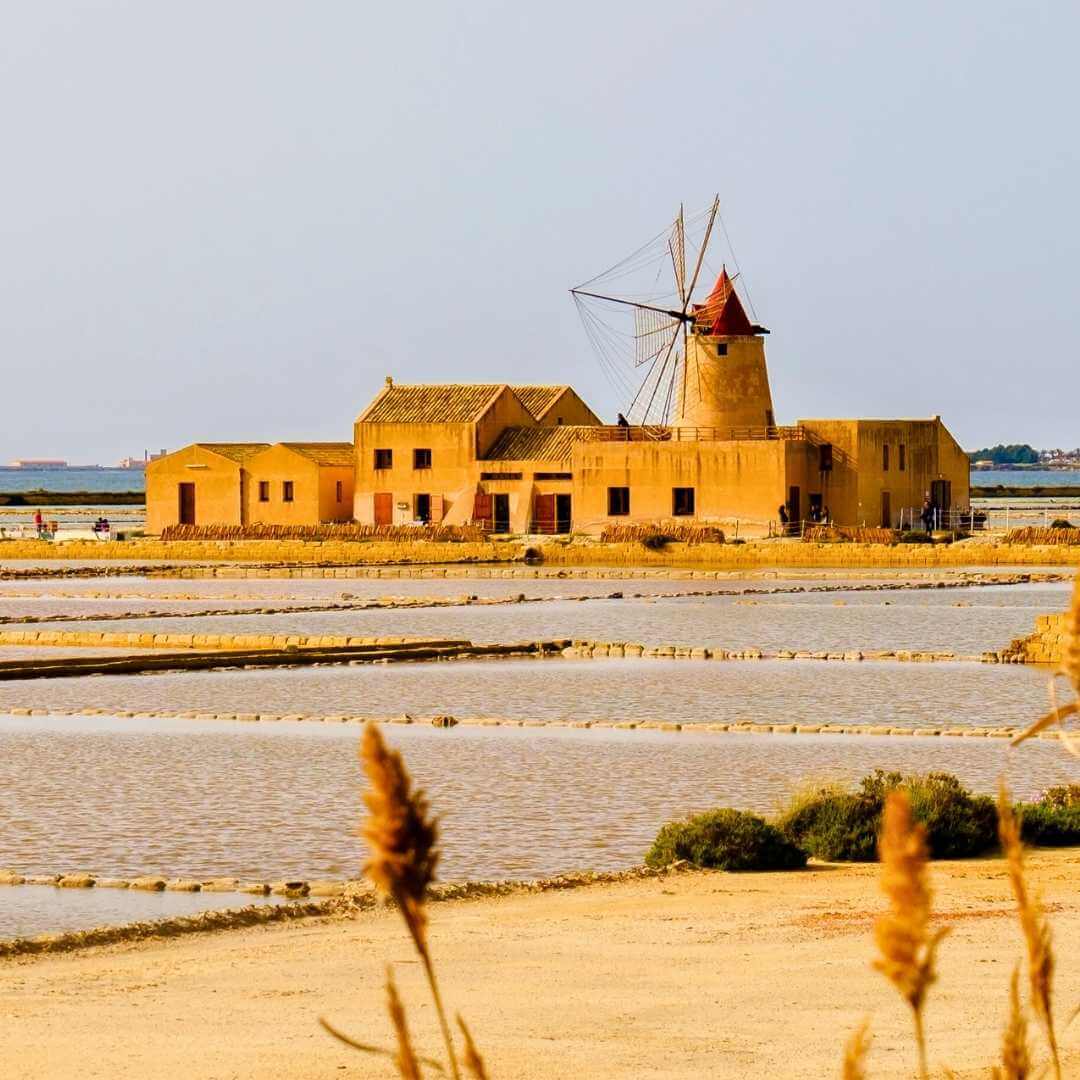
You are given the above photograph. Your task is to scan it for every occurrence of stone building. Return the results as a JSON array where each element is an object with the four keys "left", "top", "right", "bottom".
[{"left": 146, "top": 270, "right": 969, "bottom": 535}]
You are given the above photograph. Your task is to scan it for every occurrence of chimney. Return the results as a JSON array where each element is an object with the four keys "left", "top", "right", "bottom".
[{"left": 385, "top": 375, "right": 394, "bottom": 387}]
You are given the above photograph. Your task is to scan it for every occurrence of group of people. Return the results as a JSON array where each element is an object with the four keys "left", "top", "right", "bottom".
[
  {"left": 777, "top": 503, "right": 830, "bottom": 531},
  {"left": 29, "top": 511, "right": 110, "bottom": 537}
]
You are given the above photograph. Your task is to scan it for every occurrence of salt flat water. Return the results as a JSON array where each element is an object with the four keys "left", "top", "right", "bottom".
[
  {"left": 0, "top": 714, "right": 1072, "bottom": 887},
  {"left": 0, "top": 656, "right": 1055, "bottom": 730},
  {"left": 23, "top": 581, "right": 1069, "bottom": 655},
  {"left": 0, "top": 468, "right": 145, "bottom": 493}
]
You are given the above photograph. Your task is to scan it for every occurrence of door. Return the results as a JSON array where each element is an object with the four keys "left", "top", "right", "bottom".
[
  {"left": 472, "top": 492, "right": 493, "bottom": 530},
  {"left": 555, "top": 493, "right": 572, "bottom": 534},
  {"left": 429, "top": 494, "right": 444, "bottom": 524},
  {"left": 373, "top": 492, "right": 393, "bottom": 525},
  {"left": 414, "top": 493, "right": 431, "bottom": 523},
  {"left": 787, "top": 486, "right": 801, "bottom": 529},
  {"left": 493, "top": 493, "right": 510, "bottom": 533},
  {"left": 178, "top": 483, "right": 196, "bottom": 525},
  {"left": 930, "top": 480, "right": 952, "bottom": 514},
  {"left": 881, "top": 490, "right": 892, "bottom": 528},
  {"left": 533, "top": 494, "right": 555, "bottom": 534}
]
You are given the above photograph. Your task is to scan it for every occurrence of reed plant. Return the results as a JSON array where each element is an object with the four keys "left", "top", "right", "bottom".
[{"left": 320, "top": 722, "right": 487, "bottom": 1079}]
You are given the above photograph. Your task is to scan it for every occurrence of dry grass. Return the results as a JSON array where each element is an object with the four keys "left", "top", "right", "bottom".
[
  {"left": 992, "top": 967, "right": 1033, "bottom": 1080},
  {"left": 320, "top": 722, "right": 481, "bottom": 1079},
  {"left": 998, "top": 784, "right": 1061, "bottom": 1080},
  {"left": 872, "top": 791, "right": 948, "bottom": 1079},
  {"left": 1004, "top": 527, "right": 1080, "bottom": 546},
  {"left": 841, "top": 1019, "right": 872, "bottom": 1079},
  {"left": 159, "top": 522, "right": 488, "bottom": 543}
]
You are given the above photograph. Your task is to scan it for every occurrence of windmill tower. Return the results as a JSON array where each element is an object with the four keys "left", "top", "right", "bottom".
[{"left": 571, "top": 196, "right": 775, "bottom": 435}]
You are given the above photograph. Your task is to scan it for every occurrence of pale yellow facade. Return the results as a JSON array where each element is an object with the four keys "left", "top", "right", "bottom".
[{"left": 145, "top": 308, "right": 969, "bottom": 536}]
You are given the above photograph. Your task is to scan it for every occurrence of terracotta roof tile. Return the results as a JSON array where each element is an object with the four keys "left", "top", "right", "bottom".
[
  {"left": 195, "top": 443, "right": 271, "bottom": 463},
  {"left": 359, "top": 384, "right": 506, "bottom": 424},
  {"left": 483, "top": 426, "right": 591, "bottom": 461},
  {"left": 510, "top": 385, "right": 568, "bottom": 419},
  {"left": 278, "top": 442, "right": 355, "bottom": 467}
]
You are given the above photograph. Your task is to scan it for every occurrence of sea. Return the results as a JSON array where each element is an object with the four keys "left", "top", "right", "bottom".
[
  {"left": 971, "top": 469, "right": 1080, "bottom": 488},
  {"left": 0, "top": 468, "right": 145, "bottom": 493}
]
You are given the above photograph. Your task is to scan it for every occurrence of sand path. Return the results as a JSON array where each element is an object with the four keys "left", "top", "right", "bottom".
[{"left": 1, "top": 851, "right": 1078, "bottom": 1078}]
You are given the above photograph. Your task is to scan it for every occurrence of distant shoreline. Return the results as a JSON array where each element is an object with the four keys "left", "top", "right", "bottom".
[{"left": 0, "top": 491, "right": 145, "bottom": 506}]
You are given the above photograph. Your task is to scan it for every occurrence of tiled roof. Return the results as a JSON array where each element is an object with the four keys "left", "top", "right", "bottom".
[
  {"left": 510, "top": 385, "right": 568, "bottom": 420},
  {"left": 279, "top": 442, "right": 355, "bottom": 467},
  {"left": 358, "top": 384, "right": 506, "bottom": 424},
  {"left": 483, "top": 426, "right": 592, "bottom": 461},
  {"left": 195, "top": 443, "right": 271, "bottom": 463}
]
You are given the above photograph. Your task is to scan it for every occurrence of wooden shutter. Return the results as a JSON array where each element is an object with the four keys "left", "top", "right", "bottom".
[
  {"left": 373, "top": 492, "right": 393, "bottom": 525},
  {"left": 533, "top": 493, "right": 556, "bottom": 534},
  {"left": 472, "top": 492, "right": 493, "bottom": 529},
  {"left": 430, "top": 494, "right": 444, "bottom": 524}
]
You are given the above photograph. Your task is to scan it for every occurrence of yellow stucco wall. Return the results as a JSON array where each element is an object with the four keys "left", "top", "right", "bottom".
[
  {"left": 244, "top": 446, "right": 354, "bottom": 526},
  {"left": 535, "top": 387, "right": 603, "bottom": 426},
  {"left": 674, "top": 334, "right": 775, "bottom": 432},
  {"left": 146, "top": 446, "right": 245, "bottom": 533}
]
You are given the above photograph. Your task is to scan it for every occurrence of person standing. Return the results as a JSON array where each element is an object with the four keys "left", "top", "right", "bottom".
[
  {"left": 33, "top": 509, "right": 43, "bottom": 537},
  {"left": 921, "top": 499, "right": 934, "bottom": 534}
]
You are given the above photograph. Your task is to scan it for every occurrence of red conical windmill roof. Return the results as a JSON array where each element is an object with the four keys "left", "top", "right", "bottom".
[{"left": 694, "top": 267, "right": 755, "bottom": 336}]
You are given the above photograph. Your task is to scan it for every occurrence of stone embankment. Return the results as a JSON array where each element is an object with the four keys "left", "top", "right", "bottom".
[
  {"left": 1002, "top": 613, "right": 1070, "bottom": 665},
  {"left": 0, "top": 704, "right": 1060, "bottom": 742},
  {"left": 0, "top": 638, "right": 563, "bottom": 681},
  {"left": 0, "top": 865, "right": 674, "bottom": 958},
  {"left": 4, "top": 536, "right": 1080, "bottom": 568},
  {"left": 2, "top": 573, "right": 1064, "bottom": 626}
]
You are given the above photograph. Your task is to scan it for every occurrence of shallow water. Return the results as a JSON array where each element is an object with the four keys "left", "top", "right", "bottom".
[
  {"left": 0, "top": 886, "right": 287, "bottom": 940},
  {"left": 16, "top": 582, "right": 1067, "bottom": 657},
  {"left": 0, "top": 656, "right": 1055, "bottom": 730},
  {"left": 0, "top": 714, "right": 1073, "bottom": 885}
]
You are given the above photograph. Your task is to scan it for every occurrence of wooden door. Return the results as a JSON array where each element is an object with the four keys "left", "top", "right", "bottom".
[
  {"left": 429, "top": 494, "right": 444, "bottom": 524},
  {"left": 556, "top": 493, "right": 572, "bottom": 534},
  {"left": 373, "top": 492, "right": 393, "bottom": 525},
  {"left": 930, "top": 480, "right": 952, "bottom": 513},
  {"left": 787, "top": 486, "right": 801, "bottom": 527},
  {"left": 178, "top": 483, "right": 196, "bottom": 525},
  {"left": 881, "top": 491, "right": 892, "bottom": 528},
  {"left": 533, "top": 494, "right": 555, "bottom": 534},
  {"left": 472, "top": 493, "right": 493, "bottom": 530}
]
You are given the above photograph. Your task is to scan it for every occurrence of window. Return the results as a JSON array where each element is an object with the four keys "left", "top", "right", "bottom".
[
  {"left": 715, "top": 342, "right": 728, "bottom": 356},
  {"left": 883, "top": 443, "right": 890, "bottom": 471},
  {"left": 534, "top": 472, "right": 572, "bottom": 480},
  {"left": 672, "top": 487, "right": 695, "bottom": 516},
  {"left": 608, "top": 486, "right": 630, "bottom": 516},
  {"left": 258, "top": 481, "right": 270, "bottom": 503},
  {"left": 480, "top": 471, "right": 523, "bottom": 480},
  {"left": 899, "top": 444, "right": 906, "bottom": 472},
  {"left": 335, "top": 480, "right": 343, "bottom": 503},
  {"left": 413, "top": 448, "right": 432, "bottom": 469},
  {"left": 374, "top": 448, "right": 393, "bottom": 470},
  {"left": 414, "top": 493, "right": 431, "bottom": 523},
  {"left": 282, "top": 481, "right": 294, "bottom": 503}
]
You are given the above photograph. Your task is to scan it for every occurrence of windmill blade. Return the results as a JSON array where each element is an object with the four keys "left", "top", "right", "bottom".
[
  {"left": 669, "top": 205, "right": 686, "bottom": 306},
  {"left": 634, "top": 307, "right": 681, "bottom": 367},
  {"left": 683, "top": 194, "right": 720, "bottom": 311}
]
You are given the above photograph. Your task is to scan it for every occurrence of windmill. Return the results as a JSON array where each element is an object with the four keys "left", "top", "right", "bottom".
[{"left": 570, "top": 196, "right": 764, "bottom": 428}]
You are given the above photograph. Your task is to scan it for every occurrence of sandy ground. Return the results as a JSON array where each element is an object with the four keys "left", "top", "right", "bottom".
[{"left": 1, "top": 852, "right": 1078, "bottom": 1079}]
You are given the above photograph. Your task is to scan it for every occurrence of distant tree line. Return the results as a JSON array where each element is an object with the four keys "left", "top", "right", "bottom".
[{"left": 967, "top": 444, "right": 1040, "bottom": 465}]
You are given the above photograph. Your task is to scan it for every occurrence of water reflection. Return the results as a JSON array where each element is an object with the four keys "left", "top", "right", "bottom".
[{"left": 0, "top": 714, "right": 1072, "bottom": 884}]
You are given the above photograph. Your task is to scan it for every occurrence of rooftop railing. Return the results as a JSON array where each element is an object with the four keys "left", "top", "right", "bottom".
[{"left": 583, "top": 424, "right": 811, "bottom": 443}]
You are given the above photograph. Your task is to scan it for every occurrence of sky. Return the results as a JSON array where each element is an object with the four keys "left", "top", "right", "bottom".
[{"left": 1, "top": 1, "right": 1077, "bottom": 463}]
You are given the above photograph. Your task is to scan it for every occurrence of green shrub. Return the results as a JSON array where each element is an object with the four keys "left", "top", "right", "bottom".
[
  {"left": 777, "top": 771, "right": 997, "bottom": 862},
  {"left": 1050, "top": 518, "right": 1075, "bottom": 530},
  {"left": 898, "top": 530, "right": 933, "bottom": 544},
  {"left": 1020, "top": 803, "right": 1080, "bottom": 846},
  {"left": 1035, "top": 784, "right": 1080, "bottom": 811},
  {"left": 645, "top": 808, "right": 807, "bottom": 871}
]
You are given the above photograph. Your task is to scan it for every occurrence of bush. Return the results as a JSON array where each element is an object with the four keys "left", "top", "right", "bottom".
[
  {"left": 1035, "top": 784, "right": 1080, "bottom": 811},
  {"left": 777, "top": 771, "right": 997, "bottom": 862},
  {"left": 898, "top": 530, "right": 934, "bottom": 544},
  {"left": 645, "top": 808, "right": 807, "bottom": 871},
  {"left": 1050, "top": 518, "right": 1075, "bottom": 530},
  {"left": 640, "top": 532, "right": 670, "bottom": 551},
  {"left": 1020, "top": 803, "right": 1080, "bottom": 847}
]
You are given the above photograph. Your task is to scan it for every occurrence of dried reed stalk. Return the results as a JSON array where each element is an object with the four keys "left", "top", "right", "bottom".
[
  {"left": 997, "top": 783, "right": 1060, "bottom": 1079},
  {"left": 841, "top": 1019, "right": 871, "bottom": 1080},
  {"left": 992, "top": 967, "right": 1033, "bottom": 1080},
  {"left": 361, "top": 722, "right": 462, "bottom": 1080},
  {"left": 873, "top": 791, "right": 948, "bottom": 1080},
  {"left": 386, "top": 969, "right": 424, "bottom": 1080},
  {"left": 457, "top": 1016, "right": 490, "bottom": 1080}
]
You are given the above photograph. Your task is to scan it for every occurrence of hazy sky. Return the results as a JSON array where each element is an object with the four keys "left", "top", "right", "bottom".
[{"left": 2, "top": 1, "right": 1077, "bottom": 462}]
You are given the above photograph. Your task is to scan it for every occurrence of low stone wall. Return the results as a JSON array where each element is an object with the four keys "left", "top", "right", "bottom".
[
  {"left": 1003, "top": 614, "right": 1070, "bottom": 665},
  {"left": 0, "top": 629, "right": 431, "bottom": 650},
  {"left": 5, "top": 537, "right": 1080, "bottom": 568}
]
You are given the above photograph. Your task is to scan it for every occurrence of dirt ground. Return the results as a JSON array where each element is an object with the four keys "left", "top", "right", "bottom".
[{"left": 1, "top": 851, "right": 1078, "bottom": 1079}]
